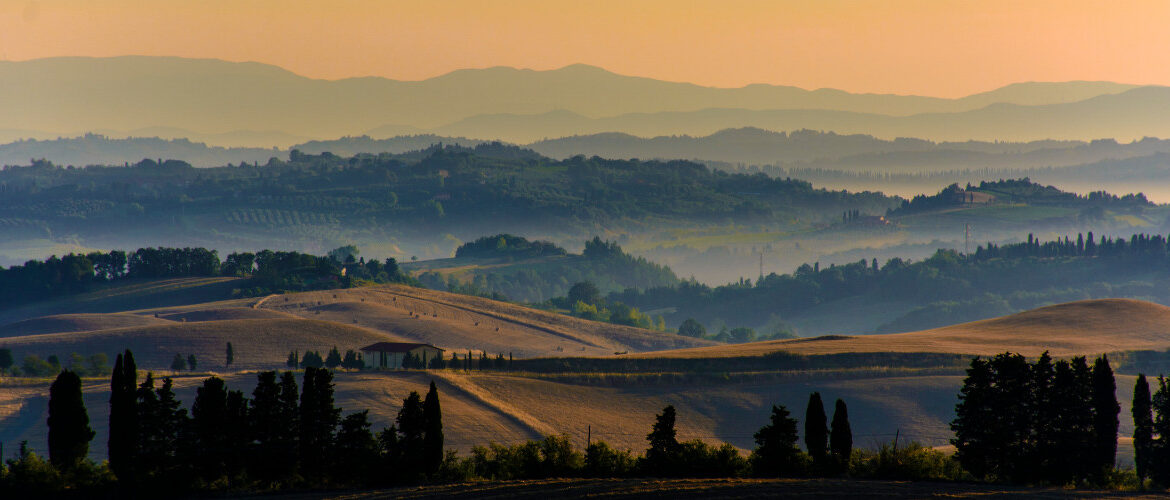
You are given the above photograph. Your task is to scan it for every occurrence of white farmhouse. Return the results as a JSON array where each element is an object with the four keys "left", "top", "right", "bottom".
[{"left": 359, "top": 342, "right": 445, "bottom": 369}]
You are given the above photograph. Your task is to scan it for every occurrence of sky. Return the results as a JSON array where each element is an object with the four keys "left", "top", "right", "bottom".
[{"left": 2, "top": 0, "right": 1169, "bottom": 97}]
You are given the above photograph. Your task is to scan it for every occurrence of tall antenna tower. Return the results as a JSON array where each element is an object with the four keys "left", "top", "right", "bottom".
[{"left": 965, "top": 223, "right": 971, "bottom": 259}]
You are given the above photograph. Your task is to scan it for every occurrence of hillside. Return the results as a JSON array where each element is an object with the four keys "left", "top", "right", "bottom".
[
  {"left": 634, "top": 299, "right": 1170, "bottom": 359},
  {"left": 0, "top": 281, "right": 714, "bottom": 371},
  {"left": 0, "top": 57, "right": 1141, "bottom": 146}
]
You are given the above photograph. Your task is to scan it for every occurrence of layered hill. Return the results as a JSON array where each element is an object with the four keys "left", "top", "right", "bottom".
[
  {"left": 0, "top": 56, "right": 1147, "bottom": 145},
  {"left": 635, "top": 299, "right": 1170, "bottom": 359}
]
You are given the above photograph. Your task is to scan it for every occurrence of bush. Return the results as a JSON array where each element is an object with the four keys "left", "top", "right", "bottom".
[
  {"left": 850, "top": 440, "right": 964, "bottom": 481},
  {"left": 584, "top": 441, "right": 636, "bottom": 477}
]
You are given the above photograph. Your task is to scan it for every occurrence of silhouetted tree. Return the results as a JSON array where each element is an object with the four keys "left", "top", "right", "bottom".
[
  {"left": 567, "top": 281, "right": 601, "bottom": 305},
  {"left": 750, "top": 404, "right": 801, "bottom": 476},
  {"left": 395, "top": 391, "right": 426, "bottom": 479},
  {"left": 804, "top": 392, "right": 828, "bottom": 462},
  {"left": 1134, "top": 374, "right": 1154, "bottom": 482},
  {"left": 226, "top": 342, "right": 234, "bottom": 367},
  {"left": 108, "top": 349, "right": 139, "bottom": 483},
  {"left": 1091, "top": 355, "right": 1119, "bottom": 480},
  {"left": 47, "top": 370, "right": 94, "bottom": 469},
  {"left": 0, "top": 348, "right": 13, "bottom": 374},
  {"left": 191, "top": 376, "right": 229, "bottom": 480},
  {"left": 334, "top": 410, "right": 378, "bottom": 482},
  {"left": 830, "top": 398, "right": 852, "bottom": 470},
  {"left": 287, "top": 351, "right": 299, "bottom": 369},
  {"left": 423, "top": 381, "right": 444, "bottom": 476},
  {"left": 643, "top": 405, "right": 680, "bottom": 475},
  {"left": 299, "top": 367, "right": 340, "bottom": 479},
  {"left": 187, "top": 354, "right": 197, "bottom": 372}
]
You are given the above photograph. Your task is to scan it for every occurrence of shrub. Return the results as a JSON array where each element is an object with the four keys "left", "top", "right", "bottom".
[
  {"left": 850, "top": 440, "right": 964, "bottom": 481},
  {"left": 584, "top": 441, "right": 636, "bottom": 477}
]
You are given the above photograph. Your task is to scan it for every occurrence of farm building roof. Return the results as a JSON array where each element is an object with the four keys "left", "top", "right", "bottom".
[{"left": 358, "top": 342, "right": 443, "bottom": 353}]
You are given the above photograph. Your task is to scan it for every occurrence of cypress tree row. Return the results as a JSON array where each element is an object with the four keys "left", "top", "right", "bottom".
[
  {"left": 1133, "top": 374, "right": 1154, "bottom": 482},
  {"left": 952, "top": 352, "right": 1120, "bottom": 486},
  {"left": 47, "top": 370, "right": 95, "bottom": 469},
  {"left": 829, "top": 398, "right": 852, "bottom": 470},
  {"left": 804, "top": 392, "right": 828, "bottom": 462}
]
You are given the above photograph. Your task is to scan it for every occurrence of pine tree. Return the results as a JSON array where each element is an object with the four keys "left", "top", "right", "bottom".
[
  {"left": 423, "top": 381, "right": 444, "bottom": 476},
  {"left": 396, "top": 390, "right": 427, "bottom": 479},
  {"left": 335, "top": 410, "right": 378, "bottom": 482},
  {"left": 1091, "top": 355, "right": 1120, "bottom": 479},
  {"left": 250, "top": 371, "right": 282, "bottom": 480},
  {"left": 226, "top": 342, "right": 234, "bottom": 367},
  {"left": 644, "top": 405, "right": 680, "bottom": 475},
  {"left": 804, "top": 392, "right": 828, "bottom": 462},
  {"left": 47, "top": 370, "right": 95, "bottom": 469},
  {"left": 274, "top": 371, "right": 301, "bottom": 478},
  {"left": 751, "top": 404, "right": 801, "bottom": 476},
  {"left": 225, "top": 389, "right": 250, "bottom": 479},
  {"left": 829, "top": 398, "right": 852, "bottom": 470},
  {"left": 136, "top": 372, "right": 163, "bottom": 480},
  {"left": 1134, "top": 374, "right": 1154, "bottom": 482},
  {"left": 952, "top": 357, "right": 995, "bottom": 479},
  {"left": 154, "top": 377, "right": 188, "bottom": 483}
]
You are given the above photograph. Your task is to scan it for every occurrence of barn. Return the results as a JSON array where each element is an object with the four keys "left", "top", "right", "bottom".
[{"left": 359, "top": 342, "right": 445, "bottom": 369}]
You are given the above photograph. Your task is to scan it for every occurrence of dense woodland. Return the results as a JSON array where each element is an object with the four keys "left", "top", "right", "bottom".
[
  {"left": 0, "top": 145, "right": 897, "bottom": 255},
  {"left": 616, "top": 231, "right": 1170, "bottom": 335},
  {"left": 891, "top": 179, "right": 1152, "bottom": 216}
]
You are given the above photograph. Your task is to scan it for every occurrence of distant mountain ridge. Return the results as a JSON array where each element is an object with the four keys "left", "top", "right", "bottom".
[{"left": 0, "top": 56, "right": 1148, "bottom": 146}]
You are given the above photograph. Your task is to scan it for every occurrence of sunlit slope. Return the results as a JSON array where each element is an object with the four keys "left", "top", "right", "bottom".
[
  {"left": 0, "top": 318, "right": 404, "bottom": 371},
  {"left": 637, "top": 299, "right": 1170, "bottom": 358},
  {"left": 0, "top": 277, "right": 244, "bottom": 326},
  {"left": 258, "top": 284, "right": 715, "bottom": 357}
]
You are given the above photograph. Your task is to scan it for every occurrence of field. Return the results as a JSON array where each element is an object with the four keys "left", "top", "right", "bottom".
[
  {"left": 328, "top": 478, "right": 1170, "bottom": 499},
  {"left": 0, "top": 281, "right": 1158, "bottom": 467},
  {"left": 638, "top": 299, "right": 1170, "bottom": 358}
]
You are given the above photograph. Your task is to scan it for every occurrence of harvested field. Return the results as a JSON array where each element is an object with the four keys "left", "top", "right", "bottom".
[
  {"left": 639, "top": 299, "right": 1170, "bottom": 358},
  {"left": 0, "top": 312, "right": 173, "bottom": 337}
]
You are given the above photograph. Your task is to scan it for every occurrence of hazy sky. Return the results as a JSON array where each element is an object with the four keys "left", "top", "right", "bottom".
[{"left": 3, "top": 0, "right": 1168, "bottom": 97}]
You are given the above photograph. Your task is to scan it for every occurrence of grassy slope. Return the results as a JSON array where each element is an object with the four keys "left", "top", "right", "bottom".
[{"left": 638, "top": 299, "right": 1170, "bottom": 358}]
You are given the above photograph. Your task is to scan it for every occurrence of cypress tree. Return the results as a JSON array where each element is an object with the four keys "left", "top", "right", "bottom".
[
  {"left": 274, "top": 371, "right": 300, "bottom": 478},
  {"left": 951, "top": 357, "right": 995, "bottom": 479},
  {"left": 250, "top": 371, "right": 282, "bottom": 480},
  {"left": 1149, "top": 376, "right": 1170, "bottom": 485},
  {"left": 155, "top": 377, "right": 188, "bottom": 484},
  {"left": 1091, "top": 355, "right": 1120, "bottom": 479},
  {"left": 644, "top": 405, "right": 680, "bottom": 476},
  {"left": 47, "top": 370, "right": 95, "bottom": 469},
  {"left": 751, "top": 404, "right": 801, "bottom": 476},
  {"left": 1030, "top": 351, "right": 1057, "bottom": 482},
  {"left": 108, "top": 349, "right": 139, "bottom": 483},
  {"left": 804, "top": 392, "right": 828, "bottom": 462},
  {"left": 423, "top": 381, "right": 444, "bottom": 476},
  {"left": 829, "top": 398, "right": 852, "bottom": 470},
  {"left": 226, "top": 342, "right": 234, "bottom": 367},
  {"left": 334, "top": 410, "right": 378, "bottom": 482},
  {"left": 1134, "top": 374, "right": 1154, "bottom": 482},
  {"left": 135, "top": 372, "right": 162, "bottom": 481},
  {"left": 225, "top": 389, "right": 250, "bottom": 479}
]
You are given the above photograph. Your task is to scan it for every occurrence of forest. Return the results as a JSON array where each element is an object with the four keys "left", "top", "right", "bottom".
[{"left": 615, "top": 231, "right": 1170, "bottom": 335}]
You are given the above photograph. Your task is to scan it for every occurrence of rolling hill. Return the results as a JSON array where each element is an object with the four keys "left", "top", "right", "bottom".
[{"left": 635, "top": 299, "right": 1170, "bottom": 359}]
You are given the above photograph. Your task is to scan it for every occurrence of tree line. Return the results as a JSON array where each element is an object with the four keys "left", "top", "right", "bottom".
[{"left": 0, "top": 245, "right": 416, "bottom": 306}]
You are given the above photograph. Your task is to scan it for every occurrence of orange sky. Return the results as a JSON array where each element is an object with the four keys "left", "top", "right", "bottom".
[{"left": 2, "top": 0, "right": 1168, "bottom": 97}]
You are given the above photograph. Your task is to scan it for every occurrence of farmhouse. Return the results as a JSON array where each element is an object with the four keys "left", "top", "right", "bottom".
[{"left": 359, "top": 342, "right": 445, "bottom": 369}]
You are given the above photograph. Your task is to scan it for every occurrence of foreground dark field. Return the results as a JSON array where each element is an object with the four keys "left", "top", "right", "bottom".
[{"left": 287, "top": 478, "right": 1170, "bottom": 499}]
